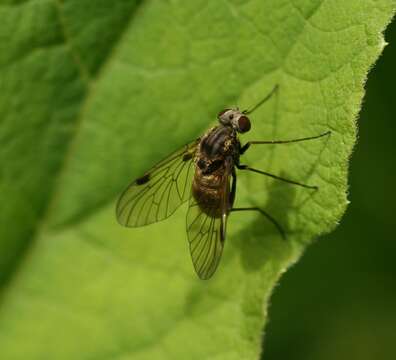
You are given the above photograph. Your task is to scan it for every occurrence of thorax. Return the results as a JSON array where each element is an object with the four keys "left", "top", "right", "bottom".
[
  {"left": 200, "top": 126, "right": 238, "bottom": 159},
  {"left": 193, "top": 126, "right": 239, "bottom": 188}
]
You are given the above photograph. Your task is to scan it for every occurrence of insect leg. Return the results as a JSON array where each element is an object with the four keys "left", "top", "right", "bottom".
[
  {"left": 240, "top": 131, "right": 331, "bottom": 154},
  {"left": 229, "top": 168, "right": 237, "bottom": 207},
  {"left": 231, "top": 207, "right": 286, "bottom": 239},
  {"left": 236, "top": 164, "right": 318, "bottom": 190}
]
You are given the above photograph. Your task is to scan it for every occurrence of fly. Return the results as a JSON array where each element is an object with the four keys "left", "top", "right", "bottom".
[{"left": 116, "top": 85, "right": 330, "bottom": 279}]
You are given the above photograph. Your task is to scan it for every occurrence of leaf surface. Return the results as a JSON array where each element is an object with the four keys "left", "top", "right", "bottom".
[{"left": 0, "top": 0, "right": 394, "bottom": 359}]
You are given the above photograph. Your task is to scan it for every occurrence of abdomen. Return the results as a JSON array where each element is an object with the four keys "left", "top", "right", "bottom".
[{"left": 191, "top": 172, "right": 228, "bottom": 218}]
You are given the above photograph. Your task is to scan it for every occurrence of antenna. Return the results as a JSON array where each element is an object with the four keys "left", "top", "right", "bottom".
[{"left": 243, "top": 84, "right": 279, "bottom": 115}]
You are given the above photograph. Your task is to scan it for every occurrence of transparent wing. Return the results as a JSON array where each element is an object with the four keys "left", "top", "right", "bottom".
[
  {"left": 116, "top": 139, "right": 199, "bottom": 227},
  {"left": 186, "top": 159, "right": 232, "bottom": 280}
]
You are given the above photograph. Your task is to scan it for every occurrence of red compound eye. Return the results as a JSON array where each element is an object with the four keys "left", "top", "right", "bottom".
[{"left": 238, "top": 115, "right": 251, "bottom": 133}]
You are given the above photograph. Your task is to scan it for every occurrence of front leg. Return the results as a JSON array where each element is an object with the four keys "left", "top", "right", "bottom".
[{"left": 240, "top": 131, "right": 331, "bottom": 155}]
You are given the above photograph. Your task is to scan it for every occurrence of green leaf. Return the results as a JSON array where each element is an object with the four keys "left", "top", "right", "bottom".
[{"left": 0, "top": 0, "right": 394, "bottom": 359}]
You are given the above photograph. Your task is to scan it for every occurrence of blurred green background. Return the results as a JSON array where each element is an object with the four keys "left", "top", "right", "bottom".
[{"left": 264, "top": 20, "right": 396, "bottom": 360}]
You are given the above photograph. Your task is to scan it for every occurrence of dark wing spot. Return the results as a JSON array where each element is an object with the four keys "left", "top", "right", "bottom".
[
  {"left": 183, "top": 153, "right": 193, "bottom": 162},
  {"left": 136, "top": 173, "right": 150, "bottom": 185}
]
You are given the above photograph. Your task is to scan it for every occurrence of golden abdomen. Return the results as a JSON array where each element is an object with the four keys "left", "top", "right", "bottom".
[{"left": 191, "top": 172, "right": 228, "bottom": 218}]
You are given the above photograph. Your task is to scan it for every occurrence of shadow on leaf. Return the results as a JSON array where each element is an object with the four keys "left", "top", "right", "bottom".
[{"left": 232, "top": 175, "right": 297, "bottom": 273}]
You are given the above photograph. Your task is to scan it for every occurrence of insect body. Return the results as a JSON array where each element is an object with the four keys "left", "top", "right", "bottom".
[
  {"left": 192, "top": 125, "right": 239, "bottom": 218},
  {"left": 116, "top": 86, "right": 330, "bottom": 279}
]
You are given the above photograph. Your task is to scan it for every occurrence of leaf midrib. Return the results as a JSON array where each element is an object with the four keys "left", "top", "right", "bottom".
[{"left": 0, "top": 0, "right": 145, "bottom": 298}]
